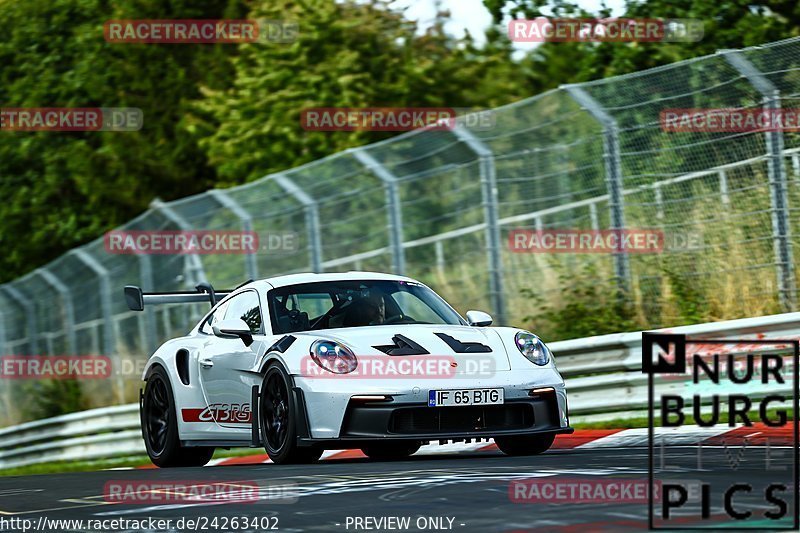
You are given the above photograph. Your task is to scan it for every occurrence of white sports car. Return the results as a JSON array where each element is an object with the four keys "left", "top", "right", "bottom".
[{"left": 124, "top": 272, "right": 571, "bottom": 467}]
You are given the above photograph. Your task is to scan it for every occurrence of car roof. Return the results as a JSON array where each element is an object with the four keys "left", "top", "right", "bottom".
[{"left": 259, "top": 271, "right": 418, "bottom": 289}]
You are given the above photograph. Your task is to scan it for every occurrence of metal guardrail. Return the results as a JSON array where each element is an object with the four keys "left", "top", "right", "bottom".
[{"left": 1, "top": 312, "right": 798, "bottom": 470}]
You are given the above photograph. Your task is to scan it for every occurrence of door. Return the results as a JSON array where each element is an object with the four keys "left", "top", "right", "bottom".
[{"left": 198, "top": 289, "right": 268, "bottom": 430}]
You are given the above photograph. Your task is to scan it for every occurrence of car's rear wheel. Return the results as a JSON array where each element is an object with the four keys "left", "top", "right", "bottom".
[
  {"left": 142, "top": 366, "right": 215, "bottom": 467},
  {"left": 260, "top": 364, "right": 322, "bottom": 464},
  {"left": 494, "top": 433, "right": 555, "bottom": 456},
  {"left": 361, "top": 441, "right": 421, "bottom": 460}
]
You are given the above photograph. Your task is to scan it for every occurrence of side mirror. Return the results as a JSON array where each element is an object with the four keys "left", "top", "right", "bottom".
[
  {"left": 213, "top": 318, "right": 254, "bottom": 347},
  {"left": 466, "top": 310, "right": 493, "bottom": 327}
]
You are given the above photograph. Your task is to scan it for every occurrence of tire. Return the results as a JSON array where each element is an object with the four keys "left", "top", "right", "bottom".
[
  {"left": 361, "top": 441, "right": 421, "bottom": 461},
  {"left": 494, "top": 433, "right": 555, "bottom": 456},
  {"left": 260, "top": 364, "right": 322, "bottom": 464},
  {"left": 141, "top": 365, "right": 215, "bottom": 467}
]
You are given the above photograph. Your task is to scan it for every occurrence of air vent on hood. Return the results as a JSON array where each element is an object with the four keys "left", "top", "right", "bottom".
[
  {"left": 373, "top": 334, "right": 430, "bottom": 356},
  {"left": 267, "top": 335, "right": 296, "bottom": 353},
  {"left": 434, "top": 332, "right": 491, "bottom": 353}
]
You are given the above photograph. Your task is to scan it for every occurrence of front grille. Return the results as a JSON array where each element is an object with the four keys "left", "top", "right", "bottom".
[{"left": 389, "top": 404, "right": 534, "bottom": 434}]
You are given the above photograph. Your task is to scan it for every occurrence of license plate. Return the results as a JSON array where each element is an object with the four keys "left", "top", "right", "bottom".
[{"left": 428, "top": 388, "right": 504, "bottom": 407}]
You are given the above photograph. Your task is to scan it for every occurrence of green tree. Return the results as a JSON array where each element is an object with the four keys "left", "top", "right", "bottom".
[
  {"left": 197, "top": 0, "right": 531, "bottom": 183},
  {"left": 485, "top": 0, "right": 800, "bottom": 86},
  {"left": 0, "top": 0, "right": 245, "bottom": 282}
]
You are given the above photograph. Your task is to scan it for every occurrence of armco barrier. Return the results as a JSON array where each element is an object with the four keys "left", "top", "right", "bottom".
[{"left": 0, "top": 312, "right": 799, "bottom": 470}]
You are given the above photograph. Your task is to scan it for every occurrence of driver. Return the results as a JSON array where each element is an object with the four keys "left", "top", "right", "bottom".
[
  {"left": 345, "top": 292, "right": 386, "bottom": 326},
  {"left": 362, "top": 292, "right": 385, "bottom": 325}
]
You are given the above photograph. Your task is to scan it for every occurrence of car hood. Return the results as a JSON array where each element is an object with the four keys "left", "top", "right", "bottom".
[{"left": 294, "top": 324, "right": 511, "bottom": 374}]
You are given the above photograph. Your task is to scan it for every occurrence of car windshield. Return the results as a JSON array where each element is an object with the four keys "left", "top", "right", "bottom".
[{"left": 267, "top": 280, "right": 465, "bottom": 333}]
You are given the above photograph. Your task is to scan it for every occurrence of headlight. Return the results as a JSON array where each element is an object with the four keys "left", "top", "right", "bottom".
[
  {"left": 310, "top": 340, "right": 358, "bottom": 374},
  {"left": 515, "top": 331, "right": 550, "bottom": 366}
]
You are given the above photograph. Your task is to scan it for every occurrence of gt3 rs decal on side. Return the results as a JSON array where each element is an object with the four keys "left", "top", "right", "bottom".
[{"left": 181, "top": 404, "right": 252, "bottom": 423}]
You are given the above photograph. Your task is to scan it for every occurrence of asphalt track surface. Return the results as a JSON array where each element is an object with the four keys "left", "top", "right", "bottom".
[{"left": 0, "top": 444, "right": 796, "bottom": 533}]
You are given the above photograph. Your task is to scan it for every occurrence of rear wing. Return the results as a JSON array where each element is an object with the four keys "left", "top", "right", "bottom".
[{"left": 124, "top": 282, "right": 236, "bottom": 311}]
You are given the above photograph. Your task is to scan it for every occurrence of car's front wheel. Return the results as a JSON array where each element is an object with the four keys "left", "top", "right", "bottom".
[
  {"left": 141, "top": 366, "right": 215, "bottom": 467},
  {"left": 494, "top": 433, "right": 555, "bottom": 456},
  {"left": 260, "top": 364, "right": 323, "bottom": 464},
  {"left": 361, "top": 441, "right": 421, "bottom": 460}
]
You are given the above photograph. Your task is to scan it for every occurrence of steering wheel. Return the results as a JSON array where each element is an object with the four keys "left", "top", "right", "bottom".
[{"left": 383, "top": 314, "right": 415, "bottom": 325}]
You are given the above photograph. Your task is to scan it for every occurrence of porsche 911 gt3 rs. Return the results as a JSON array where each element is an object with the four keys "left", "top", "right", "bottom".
[{"left": 124, "top": 272, "right": 571, "bottom": 467}]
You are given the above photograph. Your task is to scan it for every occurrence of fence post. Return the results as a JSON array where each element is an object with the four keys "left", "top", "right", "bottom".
[
  {"left": 589, "top": 202, "right": 599, "bottom": 231},
  {"left": 149, "top": 199, "right": 208, "bottom": 287},
  {"left": 435, "top": 241, "right": 445, "bottom": 275},
  {"left": 71, "top": 249, "right": 124, "bottom": 402},
  {"left": 207, "top": 189, "right": 258, "bottom": 280},
  {"left": 452, "top": 126, "right": 507, "bottom": 326},
  {"left": 653, "top": 184, "right": 664, "bottom": 221},
  {"left": 564, "top": 84, "right": 631, "bottom": 295},
  {"left": 718, "top": 170, "right": 730, "bottom": 207},
  {"left": 0, "top": 285, "right": 37, "bottom": 355},
  {"left": 722, "top": 50, "right": 797, "bottom": 311},
  {"left": 35, "top": 268, "right": 76, "bottom": 355},
  {"left": 272, "top": 174, "right": 323, "bottom": 273},
  {"left": 351, "top": 148, "right": 406, "bottom": 275}
]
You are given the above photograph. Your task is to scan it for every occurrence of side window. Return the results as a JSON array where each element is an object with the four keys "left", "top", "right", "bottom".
[
  {"left": 271, "top": 293, "right": 332, "bottom": 333},
  {"left": 199, "top": 301, "right": 229, "bottom": 334},
  {"left": 296, "top": 293, "right": 333, "bottom": 318},
  {"left": 224, "top": 291, "right": 263, "bottom": 334}
]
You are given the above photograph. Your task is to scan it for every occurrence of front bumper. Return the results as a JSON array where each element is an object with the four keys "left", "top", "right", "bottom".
[
  {"left": 292, "top": 368, "right": 570, "bottom": 443},
  {"left": 298, "top": 394, "right": 572, "bottom": 447}
]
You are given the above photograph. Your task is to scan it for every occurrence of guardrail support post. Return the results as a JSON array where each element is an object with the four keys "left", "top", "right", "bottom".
[
  {"left": 722, "top": 50, "right": 797, "bottom": 312},
  {"left": 35, "top": 268, "right": 76, "bottom": 355},
  {"left": 272, "top": 174, "right": 323, "bottom": 273},
  {"left": 0, "top": 285, "right": 37, "bottom": 355},
  {"left": 71, "top": 249, "right": 124, "bottom": 402},
  {"left": 453, "top": 126, "right": 507, "bottom": 326},
  {"left": 351, "top": 148, "right": 406, "bottom": 275},
  {"left": 208, "top": 189, "right": 259, "bottom": 280},
  {"left": 564, "top": 85, "right": 630, "bottom": 296}
]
